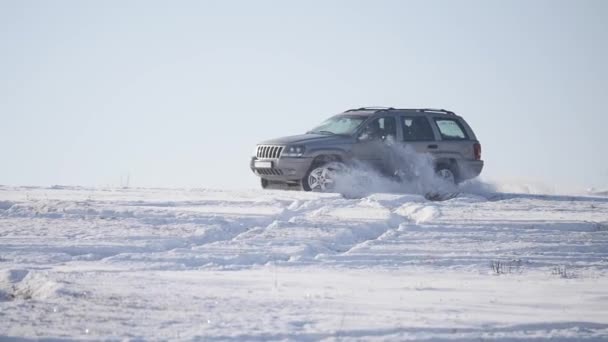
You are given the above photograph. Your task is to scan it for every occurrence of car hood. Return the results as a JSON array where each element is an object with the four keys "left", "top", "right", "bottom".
[{"left": 259, "top": 133, "right": 351, "bottom": 146}]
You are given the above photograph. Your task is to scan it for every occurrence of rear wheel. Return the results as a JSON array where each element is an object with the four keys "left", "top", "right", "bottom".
[
  {"left": 435, "top": 164, "right": 458, "bottom": 184},
  {"left": 426, "top": 164, "right": 459, "bottom": 201},
  {"left": 436, "top": 168, "right": 456, "bottom": 184}
]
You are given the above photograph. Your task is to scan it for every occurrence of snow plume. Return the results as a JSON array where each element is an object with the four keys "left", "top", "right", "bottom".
[
  {"left": 589, "top": 188, "right": 608, "bottom": 197},
  {"left": 459, "top": 178, "right": 579, "bottom": 197},
  {"left": 332, "top": 143, "right": 458, "bottom": 198}
]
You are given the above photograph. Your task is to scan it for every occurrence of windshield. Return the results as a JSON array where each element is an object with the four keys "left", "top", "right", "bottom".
[{"left": 308, "top": 115, "right": 366, "bottom": 135}]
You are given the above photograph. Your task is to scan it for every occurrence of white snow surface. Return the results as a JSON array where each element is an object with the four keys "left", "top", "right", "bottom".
[{"left": 1, "top": 185, "right": 608, "bottom": 341}]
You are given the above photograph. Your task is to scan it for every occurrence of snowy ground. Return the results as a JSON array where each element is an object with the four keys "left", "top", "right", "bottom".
[{"left": 1, "top": 185, "right": 608, "bottom": 340}]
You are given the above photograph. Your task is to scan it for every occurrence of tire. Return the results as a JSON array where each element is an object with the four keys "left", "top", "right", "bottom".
[
  {"left": 302, "top": 161, "right": 346, "bottom": 192},
  {"left": 260, "top": 178, "right": 269, "bottom": 189},
  {"left": 435, "top": 164, "right": 458, "bottom": 185}
]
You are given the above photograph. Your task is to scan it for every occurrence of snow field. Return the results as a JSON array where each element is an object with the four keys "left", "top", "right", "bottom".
[{"left": 1, "top": 185, "right": 607, "bottom": 340}]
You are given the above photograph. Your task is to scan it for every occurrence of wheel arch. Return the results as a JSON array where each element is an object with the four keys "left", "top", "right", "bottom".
[{"left": 310, "top": 153, "right": 344, "bottom": 168}]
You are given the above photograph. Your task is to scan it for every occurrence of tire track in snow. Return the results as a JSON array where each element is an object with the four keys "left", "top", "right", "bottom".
[
  {"left": 7, "top": 187, "right": 605, "bottom": 271},
  {"left": 109, "top": 195, "right": 411, "bottom": 269},
  {"left": 318, "top": 197, "right": 441, "bottom": 262},
  {"left": 0, "top": 197, "right": 297, "bottom": 267},
  {"left": 92, "top": 196, "right": 350, "bottom": 269}
]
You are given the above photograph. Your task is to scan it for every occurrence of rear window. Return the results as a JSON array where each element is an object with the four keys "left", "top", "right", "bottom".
[{"left": 434, "top": 119, "right": 468, "bottom": 140}]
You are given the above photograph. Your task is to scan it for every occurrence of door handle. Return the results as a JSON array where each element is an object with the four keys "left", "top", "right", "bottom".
[{"left": 427, "top": 144, "right": 438, "bottom": 149}]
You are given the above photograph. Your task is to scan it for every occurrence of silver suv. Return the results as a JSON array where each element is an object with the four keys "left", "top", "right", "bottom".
[{"left": 250, "top": 107, "right": 483, "bottom": 191}]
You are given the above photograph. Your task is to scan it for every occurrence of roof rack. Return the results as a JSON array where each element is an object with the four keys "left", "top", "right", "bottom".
[
  {"left": 345, "top": 106, "right": 395, "bottom": 112},
  {"left": 414, "top": 108, "right": 456, "bottom": 116},
  {"left": 344, "top": 107, "right": 456, "bottom": 116}
]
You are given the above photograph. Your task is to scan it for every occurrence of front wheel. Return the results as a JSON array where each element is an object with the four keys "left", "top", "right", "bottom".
[
  {"left": 302, "top": 162, "right": 346, "bottom": 192},
  {"left": 260, "top": 178, "right": 269, "bottom": 189}
]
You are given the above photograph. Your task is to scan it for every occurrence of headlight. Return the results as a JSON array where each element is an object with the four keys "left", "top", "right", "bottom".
[
  {"left": 282, "top": 145, "right": 305, "bottom": 157},
  {"left": 252, "top": 146, "right": 259, "bottom": 157}
]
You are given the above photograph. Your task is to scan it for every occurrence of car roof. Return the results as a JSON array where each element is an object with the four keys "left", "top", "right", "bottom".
[{"left": 340, "top": 107, "right": 460, "bottom": 118}]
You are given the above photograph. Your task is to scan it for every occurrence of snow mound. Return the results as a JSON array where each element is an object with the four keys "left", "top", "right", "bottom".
[
  {"left": 0, "top": 269, "right": 29, "bottom": 284},
  {"left": 0, "top": 200, "right": 15, "bottom": 210},
  {"left": 394, "top": 203, "right": 440, "bottom": 224},
  {"left": 0, "top": 270, "right": 61, "bottom": 301}
]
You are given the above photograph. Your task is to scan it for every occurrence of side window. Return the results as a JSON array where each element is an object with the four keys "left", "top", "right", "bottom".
[
  {"left": 361, "top": 117, "right": 397, "bottom": 140},
  {"left": 401, "top": 116, "right": 435, "bottom": 141},
  {"left": 434, "top": 119, "right": 468, "bottom": 140}
]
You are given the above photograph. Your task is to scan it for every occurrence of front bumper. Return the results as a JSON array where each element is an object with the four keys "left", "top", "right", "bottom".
[{"left": 250, "top": 156, "right": 313, "bottom": 182}]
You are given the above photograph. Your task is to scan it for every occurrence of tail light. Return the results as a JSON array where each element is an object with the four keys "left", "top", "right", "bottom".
[{"left": 473, "top": 143, "right": 482, "bottom": 160}]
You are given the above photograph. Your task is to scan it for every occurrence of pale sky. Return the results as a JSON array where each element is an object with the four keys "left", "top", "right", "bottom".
[{"left": 1, "top": 0, "right": 607, "bottom": 190}]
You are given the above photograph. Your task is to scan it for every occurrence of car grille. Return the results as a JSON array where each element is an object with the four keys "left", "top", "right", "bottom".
[
  {"left": 256, "top": 168, "right": 283, "bottom": 176},
  {"left": 256, "top": 145, "right": 284, "bottom": 159}
]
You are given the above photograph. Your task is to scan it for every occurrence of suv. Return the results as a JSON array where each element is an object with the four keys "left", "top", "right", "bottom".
[{"left": 250, "top": 107, "right": 483, "bottom": 191}]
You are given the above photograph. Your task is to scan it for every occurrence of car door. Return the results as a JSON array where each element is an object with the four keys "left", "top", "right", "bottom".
[
  {"left": 351, "top": 116, "right": 397, "bottom": 175},
  {"left": 399, "top": 115, "right": 438, "bottom": 154},
  {"left": 388, "top": 115, "right": 439, "bottom": 177}
]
